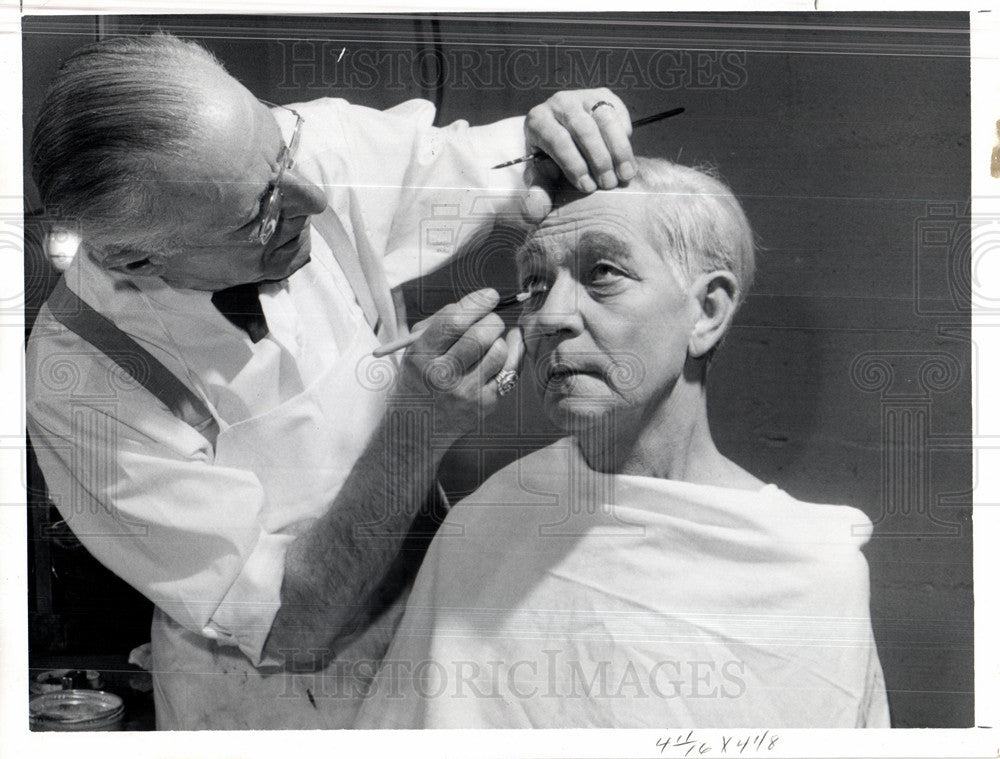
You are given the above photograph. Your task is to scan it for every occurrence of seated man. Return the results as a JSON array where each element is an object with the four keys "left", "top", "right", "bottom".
[{"left": 355, "top": 157, "right": 890, "bottom": 728}]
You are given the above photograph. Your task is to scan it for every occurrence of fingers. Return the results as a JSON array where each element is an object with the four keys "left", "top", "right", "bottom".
[
  {"left": 525, "top": 105, "right": 598, "bottom": 193},
  {"left": 393, "top": 295, "right": 531, "bottom": 441},
  {"left": 557, "top": 98, "right": 629, "bottom": 190},
  {"left": 469, "top": 327, "right": 524, "bottom": 404},
  {"left": 445, "top": 311, "right": 506, "bottom": 373},
  {"left": 412, "top": 288, "right": 500, "bottom": 356},
  {"left": 523, "top": 88, "right": 636, "bottom": 195},
  {"left": 487, "top": 328, "right": 525, "bottom": 400},
  {"left": 499, "top": 326, "right": 525, "bottom": 376},
  {"left": 477, "top": 334, "right": 510, "bottom": 387},
  {"left": 521, "top": 185, "right": 553, "bottom": 223},
  {"left": 589, "top": 93, "right": 636, "bottom": 183},
  {"left": 402, "top": 293, "right": 526, "bottom": 392},
  {"left": 403, "top": 289, "right": 508, "bottom": 402}
]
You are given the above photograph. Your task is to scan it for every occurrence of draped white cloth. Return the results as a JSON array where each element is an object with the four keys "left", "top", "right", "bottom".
[{"left": 356, "top": 438, "right": 889, "bottom": 728}]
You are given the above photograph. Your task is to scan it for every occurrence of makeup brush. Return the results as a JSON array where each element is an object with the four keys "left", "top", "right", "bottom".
[
  {"left": 371, "top": 291, "right": 531, "bottom": 358},
  {"left": 491, "top": 106, "right": 685, "bottom": 170}
]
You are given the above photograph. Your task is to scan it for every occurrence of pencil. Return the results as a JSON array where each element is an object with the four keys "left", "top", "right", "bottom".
[
  {"left": 491, "top": 107, "right": 685, "bottom": 170},
  {"left": 371, "top": 291, "right": 530, "bottom": 358}
]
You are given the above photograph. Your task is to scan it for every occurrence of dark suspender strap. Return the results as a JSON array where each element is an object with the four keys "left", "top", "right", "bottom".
[{"left": 46, "top": 277, "right": 220, "bottom": 447}]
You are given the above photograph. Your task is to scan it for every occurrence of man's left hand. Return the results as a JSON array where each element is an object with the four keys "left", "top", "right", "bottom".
[{"left": 522, "top": 88, "right": 636, "bottom": 220}]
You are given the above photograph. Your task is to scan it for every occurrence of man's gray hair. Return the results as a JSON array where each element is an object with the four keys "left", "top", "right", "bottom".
[
  {"left": 30, "top": 33, "right": 225, "bottom": 256},
  {"left": 629, "top": 157, "right": 755, "bottom": 306}
]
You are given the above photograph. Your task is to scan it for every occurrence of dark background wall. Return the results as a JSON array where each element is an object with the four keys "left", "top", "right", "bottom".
[{"left": 23, "top": 13, "right": 972, "bottom": 728}]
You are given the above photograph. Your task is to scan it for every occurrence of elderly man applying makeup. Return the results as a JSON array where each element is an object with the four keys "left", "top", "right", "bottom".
[
  {"left": 25, "top": 33, "right": 638, "bottom": 729},
  {"left": 356, "top": 158, "right": 890, "bottom": 729}
]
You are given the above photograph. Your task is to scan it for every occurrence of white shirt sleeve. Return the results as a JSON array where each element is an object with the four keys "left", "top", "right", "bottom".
[{"left": 290, "top": 97, "right": 529, "bottom": 288}]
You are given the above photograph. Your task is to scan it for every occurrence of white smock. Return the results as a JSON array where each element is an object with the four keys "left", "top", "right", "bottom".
[
  {"left": 355, "top": 438, "right": 890, "bottom": 728},
  {"left": 26, "top": 97, "right": 526, "bottom": 729}
]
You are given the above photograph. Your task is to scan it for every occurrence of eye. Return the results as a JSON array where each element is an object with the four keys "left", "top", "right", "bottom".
[
  {"left": 234, "top": 201, "right": 263, "bottom": 232},
  {"left": 518, "top": 273, "right": 550, "bottom": 311},
  {"left": 235, "top": 179, "right": 275, "bottom": 232},
  {"left": 520, "top": 273, "right": 550, "bottom": 298},
  {"left": 588, "top": 262, "right": 627, "bottom": 286}
]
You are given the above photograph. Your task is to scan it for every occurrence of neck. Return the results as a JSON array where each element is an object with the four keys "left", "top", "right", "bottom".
[{"left": 574, "top": 372, "right": 761, "bottom": 490}]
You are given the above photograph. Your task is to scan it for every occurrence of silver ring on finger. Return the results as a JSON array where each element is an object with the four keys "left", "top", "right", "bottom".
[
  {"left": 494, "top": 369, "right": 518, "bottom": 397},
  {"left": 590, "top": 100, "right": 615, "bottom": 114}
]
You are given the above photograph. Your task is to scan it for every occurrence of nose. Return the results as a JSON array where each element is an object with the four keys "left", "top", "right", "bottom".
[
  {"left": 521, "top": 272, "right": 585, "bottom": 344},
  {"left": 283, "top": 169, "right": 328, "bottom": 217}
]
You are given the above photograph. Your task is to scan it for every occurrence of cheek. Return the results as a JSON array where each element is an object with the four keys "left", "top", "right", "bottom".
[
  {"left": 638, "top": 350, "right": 685, "bottom": 399},
  {"left": 589, "top": 325, "right": 650, "bottom": 396},
  {"left": 161, "top": 245, "right": 265, "bottom": 288},
  {"left": 592, "top": 306, "right": 690, "bottom": 394},
  {"left": 522, "top": 332, "right": 550, "bottom": 389}
]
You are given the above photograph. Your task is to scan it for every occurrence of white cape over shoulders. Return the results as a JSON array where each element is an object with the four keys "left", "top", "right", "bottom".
[{"left": 356, "top": 438, "right": 889, "bottom": 729}]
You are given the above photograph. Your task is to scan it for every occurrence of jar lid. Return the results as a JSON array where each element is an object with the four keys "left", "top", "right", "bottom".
[{"left": 29, "top": 690, "right": 124, "bottom": 727}]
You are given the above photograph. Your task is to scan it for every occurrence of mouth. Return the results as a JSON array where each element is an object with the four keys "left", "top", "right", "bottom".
[
  {"left": 545, "top": 362, "right": 602, "bottom": 388},
  {"left": 272, "top": 222, "right": 309, "bottom": 253},
  {"left": 270, "top": 224, "right": 313, "bottom": 261},
  {"left": 261, "top": 224, "right": 312, "bottom": 280},
  {"left": 547, "top": 364, "right": 573, "bottom": 384}
]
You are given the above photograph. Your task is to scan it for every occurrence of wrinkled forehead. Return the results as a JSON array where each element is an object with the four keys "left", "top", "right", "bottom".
[{"left": 515, "top": 193, "right": 654, "bottom": 270}]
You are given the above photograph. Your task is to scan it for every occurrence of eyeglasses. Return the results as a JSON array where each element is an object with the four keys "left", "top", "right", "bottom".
[{"left": 250, "top": 101, "right": 304, "bottom": 246}]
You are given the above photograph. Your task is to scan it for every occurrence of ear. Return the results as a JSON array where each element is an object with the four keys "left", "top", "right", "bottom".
[
  {"left": 687, "top": 270, "right": 740, "bottom": 359},
  {"left": 99, "top": 247, "right": 166, "bottom": 278}
]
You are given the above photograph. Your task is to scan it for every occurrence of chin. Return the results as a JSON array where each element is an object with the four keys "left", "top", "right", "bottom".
[
  {"left": 264, "top": 234, "right": 313, "bottom": 281},
  {"left": 544, "top": 394, "right": 619, "bottom": 436},
  {"left": 283, "top": 250, "right": 313, "bottom": 279}
]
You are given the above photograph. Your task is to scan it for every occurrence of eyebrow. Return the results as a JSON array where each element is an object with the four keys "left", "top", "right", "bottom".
[
  {"left": 240, "top": 137, "right": 284, "bottom": 227},
  {"left": 515, "top": 229, "right": 635, "bottom": 273},
  {"left": 577, "top": 230, "right": 632, "bottom": 262}
]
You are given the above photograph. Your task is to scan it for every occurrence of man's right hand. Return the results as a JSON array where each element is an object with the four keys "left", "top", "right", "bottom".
[{"left": 393, "top": 289, "right": 518, "bottom": 443}]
